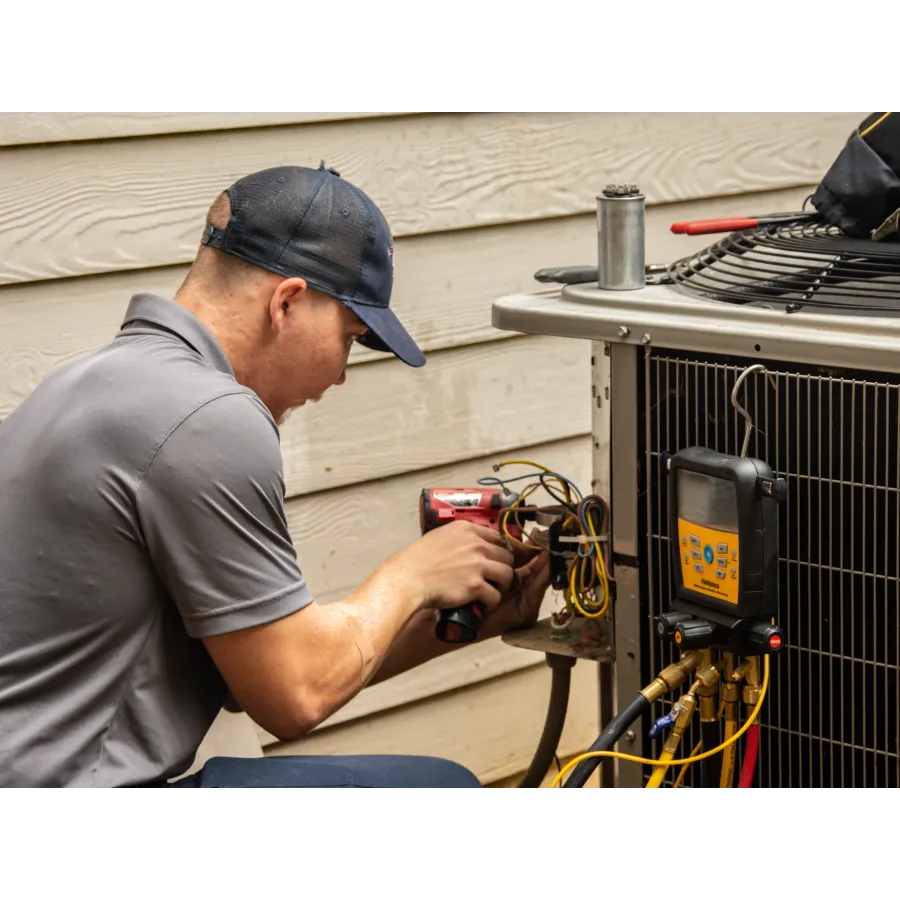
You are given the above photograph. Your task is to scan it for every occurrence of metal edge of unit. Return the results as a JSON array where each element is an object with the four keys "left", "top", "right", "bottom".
[
  {"left": 590, "top": 341, "right": 615, "bottom": 788},
  {"left": 492, "top": 286, "right": 900, "bottom": 375}
]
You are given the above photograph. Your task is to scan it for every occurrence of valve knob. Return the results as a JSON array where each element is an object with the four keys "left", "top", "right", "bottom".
[
  {"left": 742, "top": 620, "right": 785, "bottom": 654},
  {"left": 673, "top": 619, "right": 718, "bottom": 650},
  {"left": 656, "top": 611, "right": 694, "bottom": 639}
]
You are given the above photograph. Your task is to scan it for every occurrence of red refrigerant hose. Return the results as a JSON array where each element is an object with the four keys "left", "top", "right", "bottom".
[{"left": 738, "top": 723, "right": 760, "bottom": 788}]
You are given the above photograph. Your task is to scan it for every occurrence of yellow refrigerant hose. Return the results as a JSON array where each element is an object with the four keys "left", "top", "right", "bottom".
[
  {"left": 719, "top": 719, "right": 738, "bottom": 788},
  {"left": 646, "top": 749, "right": 674, "bottom": 788}
]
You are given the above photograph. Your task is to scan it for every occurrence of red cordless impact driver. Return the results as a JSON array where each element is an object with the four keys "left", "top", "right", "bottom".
[{"left": 420, "top": 486, "right": 536, "bottom": 643}]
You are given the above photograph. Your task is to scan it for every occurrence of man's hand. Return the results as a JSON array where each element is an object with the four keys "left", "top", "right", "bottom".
[
  {"left": 479, "top": 549, "right": 552, "bottom": 639},
  {"left": 392, "top": 520, "right": 516, "bottom": 613}
]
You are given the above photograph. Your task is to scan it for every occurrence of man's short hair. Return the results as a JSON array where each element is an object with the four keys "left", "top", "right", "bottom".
[{"left": 183, "top": 192, "right": 271, "bottom": 292}]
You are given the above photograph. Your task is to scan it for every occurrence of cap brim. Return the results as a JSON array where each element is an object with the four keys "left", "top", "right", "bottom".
[{"left": 344, "top": 301, "right": 426, "bottom": 368}]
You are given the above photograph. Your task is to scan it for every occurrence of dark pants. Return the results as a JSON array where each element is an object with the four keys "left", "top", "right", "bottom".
[{"left": 169, "top": 755, "right": 482, "bottom": 788}]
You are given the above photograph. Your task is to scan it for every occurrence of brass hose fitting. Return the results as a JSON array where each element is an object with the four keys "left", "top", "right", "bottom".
[
  {"left": 640, "top": 650, "right": 704, "bottom": 704},
  {"left": 742, "top": 656, "right": 761, "bottom": 709},
  {"left": 662, "top": 690, "right": 698, "bottom": 755},
  {"left": 732, "top": 659, "right": 754, "bottom": 684},
  {"left": 722, "top": 681, "right": 740, "bottom": 719},
  {"left": 696, "top": 662, "right": 723, "bottom": 722},
  {"left": 722, "top": 653, "right": 740, "bottom": 725}
]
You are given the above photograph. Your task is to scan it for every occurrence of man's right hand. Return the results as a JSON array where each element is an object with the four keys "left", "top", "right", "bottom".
[{"left": 389, "top": 520, "right": 515, "bottom": 613}]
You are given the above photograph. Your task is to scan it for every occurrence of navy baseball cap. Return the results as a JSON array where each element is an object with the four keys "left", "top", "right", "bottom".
[{"left": 201, "top": 162, "right": 425, "bottom": 367}]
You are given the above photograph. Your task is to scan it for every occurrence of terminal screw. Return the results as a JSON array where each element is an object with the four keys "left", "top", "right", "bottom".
[
  {"left": 603, "top": 184, "right": 641, "bottom": 198},
  {"left": 618, "top": 326, "right": 631, "bottom": 338}
]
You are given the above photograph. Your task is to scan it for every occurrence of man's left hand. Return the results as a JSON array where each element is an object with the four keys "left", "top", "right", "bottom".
[{"left": 479, "top": 548, "right": 551, "bottom": 639}]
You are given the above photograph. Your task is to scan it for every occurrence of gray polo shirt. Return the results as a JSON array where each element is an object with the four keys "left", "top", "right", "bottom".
[{"left": 0, "top": 293, "right": 313, "bottom": 787}]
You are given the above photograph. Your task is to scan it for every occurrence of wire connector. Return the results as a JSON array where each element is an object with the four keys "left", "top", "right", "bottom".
[{"left": 559, "top": 534, "right": 608, "bottom": 545}]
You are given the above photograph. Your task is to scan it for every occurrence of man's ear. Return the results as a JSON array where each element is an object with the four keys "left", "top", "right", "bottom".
[{"left": 268, "top": 277, "right": 308, "bottom": 332}]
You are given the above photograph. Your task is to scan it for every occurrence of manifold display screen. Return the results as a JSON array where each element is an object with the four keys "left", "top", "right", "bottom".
[{"left": 677, "top": 469, "right": 739, "bottom": 534}]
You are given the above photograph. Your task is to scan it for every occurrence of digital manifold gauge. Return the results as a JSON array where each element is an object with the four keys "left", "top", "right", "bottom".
[{"left": 658, "top": 446, "right": 788, "bottom": 655}]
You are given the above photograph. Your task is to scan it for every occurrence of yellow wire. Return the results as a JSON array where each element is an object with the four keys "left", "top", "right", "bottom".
[
  {"left": 587, "top": 503, "right": 610, "bottom": 615},
  {"left": 569, "top": 564, "right": 604, "bottom": 619},
  {"left": 860, "top": 111, "right": 891, "bottom": 138},
  {"left": 501, "top": 507, "right": 538, "bottom": 551},
  {"left": 495, "top": 458, "right": 555, "bottom": 472},
  {"left": 550, "top": 654, "right": 771, "bottom": 787},
  {"left": 672, "top": 741, "right": 702, "bottom": 788},
  {"left": 567, "top": 500, "right": 609, "bottom": 618}
]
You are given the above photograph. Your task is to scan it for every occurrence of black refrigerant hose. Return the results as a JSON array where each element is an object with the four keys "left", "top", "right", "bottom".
[
  {"left": 700, "top": 720, "right": 722, "bottom": 788},
  {"left": 562, "top": 693, "right": 651, "bottom": 788},
  {"left": 517, "top": 654, "right": 576, "bottom": 788}
]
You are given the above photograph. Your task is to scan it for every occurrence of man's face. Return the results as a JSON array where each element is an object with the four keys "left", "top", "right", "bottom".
[{"left": 266, "top": 284, "right": 369, "bottom": 425}]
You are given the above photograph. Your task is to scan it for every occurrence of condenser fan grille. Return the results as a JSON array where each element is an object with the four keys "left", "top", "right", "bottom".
[{"left": 668, "top": 223, "right": 900, "bottom": 314}]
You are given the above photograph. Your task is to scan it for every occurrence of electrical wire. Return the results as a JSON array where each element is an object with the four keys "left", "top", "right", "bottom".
[
  {"left": 860, "top": 111, "right": 891, "bottom": 138},
  {"left": 565, "top": 495, "right": 610, "bottom": 618},
  {"left": 476, "top": 470, "right": 583, "bottom": 504},
  {"left": 487, "top": 459, "right": 611, "bottom": 620},
  {"left": 485, "top": 460, "right": 583, "bottom": 503},
  {"left": 537, "top": 473, "right": 581, "bottom": 513},
  {"left": 488, "top": 462, "right": 581, "bottom": 553},
  {"left": 552, "top": 654, "right": 771, "bottom": 787}
]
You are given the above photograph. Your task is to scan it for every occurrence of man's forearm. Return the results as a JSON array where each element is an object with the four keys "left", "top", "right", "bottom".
[
  {"left": 367, "top": 609, "right": 460, "bottom": 686},
  {"left": 205, "top": 563, "right": 424, "bottom": 740},
  {"left": 310, "top": 567, "right": 425, "bottom": 711}
]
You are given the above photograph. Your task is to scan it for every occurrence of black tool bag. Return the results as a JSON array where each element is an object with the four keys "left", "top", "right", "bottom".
[{"left": 812, "top": 113, "right": 900, "bottom": 238}]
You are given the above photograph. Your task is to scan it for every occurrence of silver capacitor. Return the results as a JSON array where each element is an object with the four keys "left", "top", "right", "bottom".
[{"left": 597, "top": 184, "right": 646, "bottom": 290}]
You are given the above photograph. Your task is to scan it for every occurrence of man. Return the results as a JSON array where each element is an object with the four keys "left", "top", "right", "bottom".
[{"left": 0, "top": 162, "right": 550, "bottom": 788}]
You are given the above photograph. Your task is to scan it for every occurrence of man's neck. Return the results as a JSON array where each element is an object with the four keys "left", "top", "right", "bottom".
[{"left": 174, "top": 287, "right": 257, "bottom": 388}]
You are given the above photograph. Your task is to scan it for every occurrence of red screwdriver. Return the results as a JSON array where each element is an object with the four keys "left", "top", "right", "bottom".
[{"left": 671, "top": 211, "right": 821, "bottom": 236}]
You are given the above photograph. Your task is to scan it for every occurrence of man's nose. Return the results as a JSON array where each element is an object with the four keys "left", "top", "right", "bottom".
[{"left": 336, "top": 369, "right": 347, "bottom": 386}]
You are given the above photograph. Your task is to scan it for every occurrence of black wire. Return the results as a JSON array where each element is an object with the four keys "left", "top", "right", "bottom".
[
  {"left": 554, "top": 754, "right": 562, "bottom": 773},
  {"left": 476, "top": 472, "right": 536, "bottom": 488},
  {"left": 537, "top": 474, "right": 580, "bottom": 513},
  {"left": 476, "top": 471, "right": 583, "bottom": 498}
]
